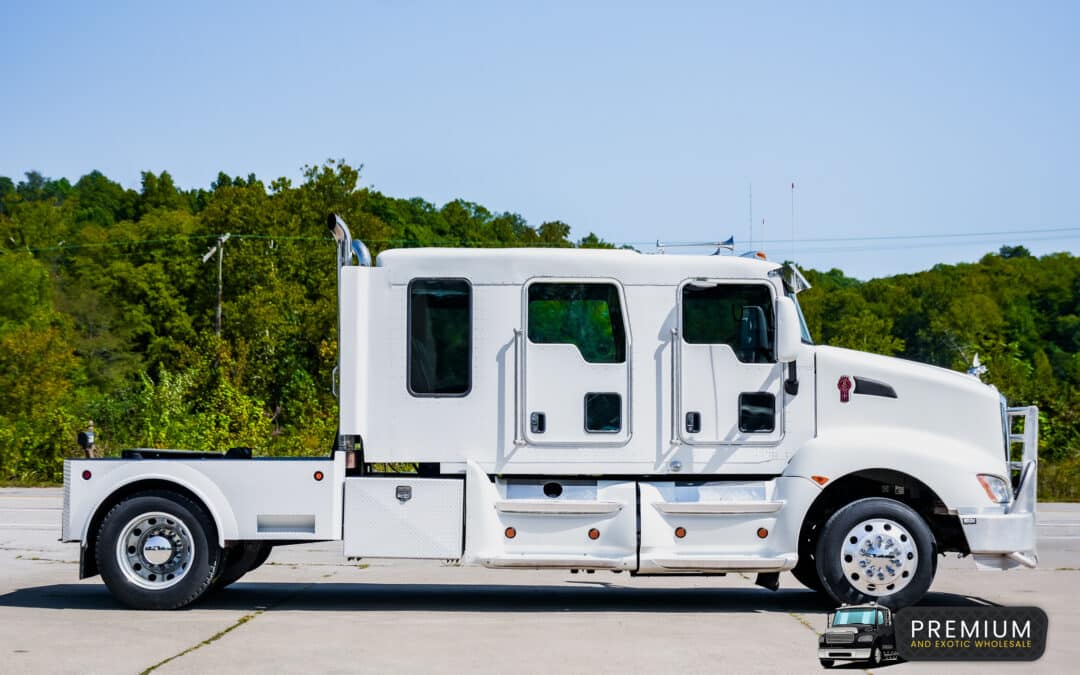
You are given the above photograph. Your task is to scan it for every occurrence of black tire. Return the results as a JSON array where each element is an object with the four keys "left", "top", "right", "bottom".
[
  {"left": 819, "top": 659, "right": 834, "bottom": 668},
  {"left": 791, "top": 556, "right": 825, "bottom": 593},
  {"left": 815, "top": 497, "right": 935, "bottom": 610},
  {"left": 96, "top": 491, "right": 222, "bottom": 610},
  {"left": 870, "top": 645, "right": 882, "bottom": 665},
  {"left": 248, "top": 543, "right": 273, "bottom": 572},
  {"left": 792, "top": 520, "right": 826, "bottom": 592},
  {"left": 212, "top": 542, "right": 271, "bottom": 591}
]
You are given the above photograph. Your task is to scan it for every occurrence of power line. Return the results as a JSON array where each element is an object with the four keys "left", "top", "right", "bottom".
[{"left": 10, "top": 226, "right": 1080, "bottom": 255}]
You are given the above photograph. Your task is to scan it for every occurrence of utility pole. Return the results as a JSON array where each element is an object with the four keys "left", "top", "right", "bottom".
[{"left": 201, "top": 233, "right": 231, "bottom": 336}]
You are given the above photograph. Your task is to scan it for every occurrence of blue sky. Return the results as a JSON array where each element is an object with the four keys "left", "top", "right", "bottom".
[{"left": 3, "top": 1, "right": 1078, "bottom": 278}]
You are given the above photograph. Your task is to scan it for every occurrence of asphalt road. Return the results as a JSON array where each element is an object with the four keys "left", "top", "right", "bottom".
[{"left": 1, "top": 488, "right": 1078, "bottom": 674}]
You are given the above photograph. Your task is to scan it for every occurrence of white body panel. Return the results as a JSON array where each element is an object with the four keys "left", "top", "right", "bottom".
[
  {"left": 63, "top": 455, "right": 343, "bottom": 546},
  {"left": 341, "top": 250, "right": 813, "bottom": 475},
  {"left": 343, "top": 477, "right": 463, "bottom": 559}
]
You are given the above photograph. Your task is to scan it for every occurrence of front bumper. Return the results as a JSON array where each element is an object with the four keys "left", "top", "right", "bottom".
[
  {"left": 961, "top": 406, "right": 1038, "bottom": 570},
  {"left": 817, "top": 647, "right": 871, "bottom": 660}
]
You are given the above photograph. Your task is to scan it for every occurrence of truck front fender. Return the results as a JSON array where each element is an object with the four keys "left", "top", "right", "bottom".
[{"left": 784, "top": 427, "right": 1005, "bottom": 511}]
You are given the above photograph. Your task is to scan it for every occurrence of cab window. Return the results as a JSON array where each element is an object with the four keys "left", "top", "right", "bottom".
[
  {"left": 408, "top": 279, "right": 471, "bottom": 396},
  {"left": 682, "top": 283, "right": 775, "bottom": 363},
  {"left": 528, "top": 282, "right": 626, "bottom": 364}
]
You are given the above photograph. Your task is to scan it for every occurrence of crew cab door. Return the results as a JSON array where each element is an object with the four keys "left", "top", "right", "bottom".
[
  {"left": 675, "top": 280, "right": 784, "bottom": 445},
  {"left": 522, "top": 279, "right": 631, "bottom": 446}
]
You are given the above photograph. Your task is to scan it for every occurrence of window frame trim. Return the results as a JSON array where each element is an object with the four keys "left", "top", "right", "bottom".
[{"left": 406, "top": 276, "right": 474, "bottom": 399}]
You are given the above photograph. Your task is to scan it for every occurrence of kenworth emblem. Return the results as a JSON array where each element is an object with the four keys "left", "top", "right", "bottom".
[{"left": 838, "top": 376, "right": 852, "bottom": 403}]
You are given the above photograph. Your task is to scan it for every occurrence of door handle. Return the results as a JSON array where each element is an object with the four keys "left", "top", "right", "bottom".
[
  {"left": 530, "top": 412, "right": 546, "bottom": 434},
  {"left": 685, "top": 412, "right": 701, "bottom": 434}
]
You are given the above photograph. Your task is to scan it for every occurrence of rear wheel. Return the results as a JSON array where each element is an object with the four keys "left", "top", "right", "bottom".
[
  {"left": 815, "top": 497, "right": 935, "bottom": 609},
  {"left": 96, "top": 491, "right": 222, "bottom": 610},
  {"left": 212, "top": 542, "right": 272, "bottom": 591}
]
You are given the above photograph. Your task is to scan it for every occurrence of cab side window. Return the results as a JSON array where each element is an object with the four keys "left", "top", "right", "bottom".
[
  {"left": 408, "top": 279, "right": 471, "bottom": 396},
  {"left": 527, "top": 282, "right": 626, "bottom": 364},
  {"left": 682, "top": 283, "right": 775, "bottom": 363}
]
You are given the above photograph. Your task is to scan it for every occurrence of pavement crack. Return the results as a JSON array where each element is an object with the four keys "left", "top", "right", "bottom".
[
  {"left": 139, "top": 582, "right": 313, "bottom": 674},
  {"left": 139, "top": 611, "right": 261, "bottom": 675}
]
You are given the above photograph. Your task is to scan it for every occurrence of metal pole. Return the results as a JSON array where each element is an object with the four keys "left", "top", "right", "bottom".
[{"left": 216, "top": 237, "right": 224, "bottom": 336}]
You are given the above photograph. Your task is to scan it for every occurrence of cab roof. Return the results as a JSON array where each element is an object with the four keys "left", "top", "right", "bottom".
[{"left": 375, "top": 247, "right": 781, "bottom": 286}]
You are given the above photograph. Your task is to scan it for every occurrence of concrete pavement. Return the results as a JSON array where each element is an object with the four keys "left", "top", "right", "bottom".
[{"left": 1, "top": 488, "right": 1077, "bottom": 674}]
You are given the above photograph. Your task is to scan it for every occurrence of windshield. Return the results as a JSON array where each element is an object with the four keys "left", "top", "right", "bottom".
[{"left": 832, "top": 609, "right": 883, "bottom": 626}]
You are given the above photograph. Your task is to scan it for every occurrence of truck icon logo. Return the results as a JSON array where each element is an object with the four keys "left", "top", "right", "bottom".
[
  {"left": 837, "top": 375, "right": 852, "bottom": 403},
  {"left": 818, "top": 603, "right": 898, "bottom": 668}
]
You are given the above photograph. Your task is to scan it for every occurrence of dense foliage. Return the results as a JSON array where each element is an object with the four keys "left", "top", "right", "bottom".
[{"left": 0, "top": 162, "right": 1076, "bottom": 497}]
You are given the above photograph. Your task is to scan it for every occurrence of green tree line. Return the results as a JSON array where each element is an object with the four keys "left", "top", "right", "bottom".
[{"left": 0, "top": 161, "right": 1077, "bottom": 498}]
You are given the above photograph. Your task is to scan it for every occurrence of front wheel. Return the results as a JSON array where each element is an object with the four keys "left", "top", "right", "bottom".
[
  {"left": 814, "top": 497, "right": 936, "bottom": 609},
  {"left": 870, "top": 645, "right": 882, "bottom": 665},
  {"left": 96, "top": 491, "right": 222, "bottom": 610},
  {"left": 819, "top": 659, "right": 834, "bottom": 668}
]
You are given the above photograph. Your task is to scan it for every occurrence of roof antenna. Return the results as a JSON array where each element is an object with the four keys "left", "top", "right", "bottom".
[
  {"left": 748, "top": 182, "right": 753, "bottom": 250},
  {"left": 790, "top": 181, "right": 796, "bottom": 262}
]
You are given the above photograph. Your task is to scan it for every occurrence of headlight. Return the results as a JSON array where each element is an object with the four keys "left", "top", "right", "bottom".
[
  {"left": 857, "top": 633, "right": 874, "bottom": 643},
  {"left": 977, "top": 474, "right": 1012, "bottom": 504}
]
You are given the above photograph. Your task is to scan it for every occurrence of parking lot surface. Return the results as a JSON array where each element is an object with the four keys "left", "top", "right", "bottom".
[{"left": 2, "top": 488, "right": 1078, "bottom": 674}]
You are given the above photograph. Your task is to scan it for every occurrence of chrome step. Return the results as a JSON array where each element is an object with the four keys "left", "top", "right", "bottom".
[
  {"left": 652, "top": 500, "right": 784, "bottom": 515},
  {"left": 494, "top": 500, "right": 623, "bottom": 516}
]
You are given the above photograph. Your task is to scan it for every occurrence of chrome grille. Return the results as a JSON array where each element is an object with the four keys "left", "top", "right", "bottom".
[{"left": 825, "top": 631, "right": 855, "bottom": 645}]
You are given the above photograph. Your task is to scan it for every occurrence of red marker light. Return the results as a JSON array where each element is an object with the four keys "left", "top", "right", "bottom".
[
  {"left": 81, "top": 470, "right": 92, "bottom": 480},
  {"left": 313, "top": 471, "right": 324, "bottom": 481},
  {"left": 588, "top": 528, "right": 600, "bottom": 540}
]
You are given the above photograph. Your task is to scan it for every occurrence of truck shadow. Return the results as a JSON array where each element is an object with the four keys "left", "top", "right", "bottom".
[{"left": 0, "top": 583, "right": 998, "bottom": 614}]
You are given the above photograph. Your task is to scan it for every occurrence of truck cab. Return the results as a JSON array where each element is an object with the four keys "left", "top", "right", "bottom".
[
  {"left": 60, "top": 215, "right": 1039, "bottom": 609},
  {"left": 818, "top": 603, "right": 897, "bottom": 667}
]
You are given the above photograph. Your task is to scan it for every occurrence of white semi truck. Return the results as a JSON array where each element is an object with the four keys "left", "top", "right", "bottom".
[{"left": 61, "top": 215, "right": 1038, "bottom": 610}]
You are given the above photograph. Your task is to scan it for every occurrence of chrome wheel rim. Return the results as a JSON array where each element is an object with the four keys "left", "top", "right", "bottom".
[
  {"left": 840, "top": 517, "right": 918, "bottom": 596},
  {"left": 115, "top": 511, "right": 195, "bottom": 590}
]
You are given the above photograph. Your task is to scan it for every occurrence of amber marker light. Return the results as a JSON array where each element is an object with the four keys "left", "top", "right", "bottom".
[
  {"left": 313, "top": 471, "right": 324, "bottom": 481},
  {"left": 757, "top": 527, "right": 769, "bottom": 539},
  {"left": 588, "top": 528, "right": 600, "bottom": 540},
  {"left": 674, "top": 526, "right": 687, "bottom": 539},
  {"left": 505, "top": 527, "right": 516, "bottom": 539},
  {"left": 811, "top": 475, "right": 830, "bottom": 486}
]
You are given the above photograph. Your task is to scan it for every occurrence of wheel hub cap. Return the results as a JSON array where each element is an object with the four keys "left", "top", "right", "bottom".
[
  {"left": 142, "top": 535, "right": 175, "bottom": 565},
  {"left": 116, "top": 511, "right": 195, "bottom": 590},
  {"left": 840, "top": 517, "right": 918, "bottom": 596}
]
